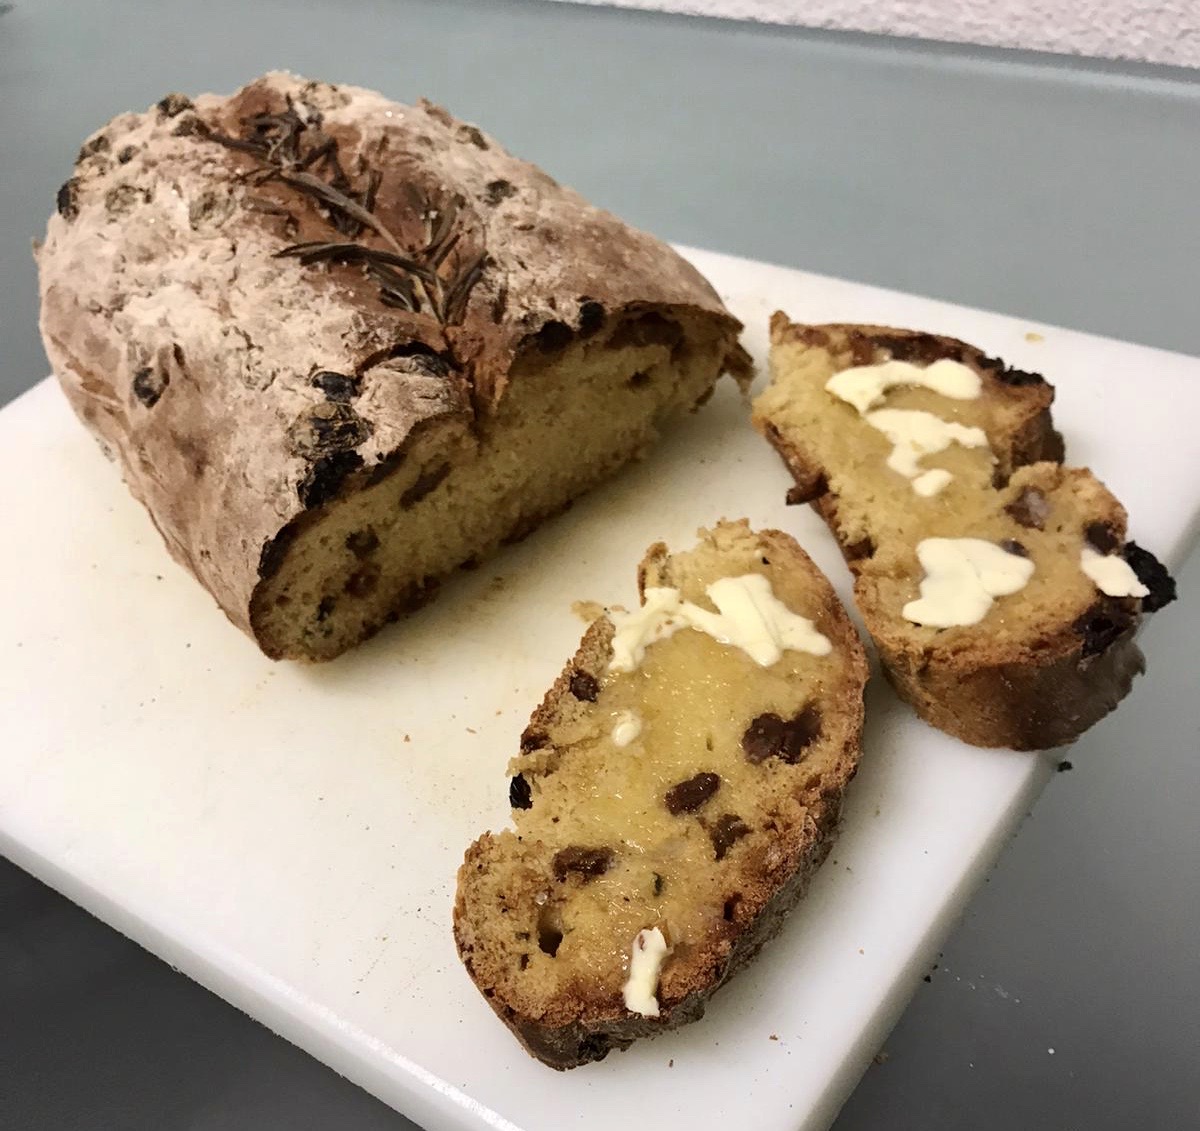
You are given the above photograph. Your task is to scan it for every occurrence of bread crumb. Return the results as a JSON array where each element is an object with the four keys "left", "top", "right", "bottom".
[
  {"left": 873, "top": 1051, "right": 890, "bottom": 1065},
  {"left": 668, "top": 1058, "right": 674, "bottom": 1068},
  {"left": 858, "top": 948, "right": 864, "bottom": 954},
  {"left": 403, "top": 734, "right": 411, "bottom": 743},
  {"left": 571, "top": 599, "right": 606, "bottom": 623},
  {"left": 467, "top": 727, "right": 477, "bottom": 734},
  {"left": 769, "top": 1033, "right": 779, "bottom": 1041},
  {"left": 1056, "top": 760, "right": 1073, "bottom": 772},
  {"left": 1025, "top": 331, "right": 1044, "bottom": 342}
]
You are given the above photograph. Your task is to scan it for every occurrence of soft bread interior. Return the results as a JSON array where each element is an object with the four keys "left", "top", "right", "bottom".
[{"left": 253, "top": 311, "right": 732, "bottom": 660}]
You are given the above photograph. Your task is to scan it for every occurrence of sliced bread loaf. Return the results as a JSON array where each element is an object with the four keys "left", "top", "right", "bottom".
[
  {"left": 454, "top": 520, "right": 868, "bottom": 1068},
  {"left": 753, "top": 317, "right": 1176, "bottom": 750}
]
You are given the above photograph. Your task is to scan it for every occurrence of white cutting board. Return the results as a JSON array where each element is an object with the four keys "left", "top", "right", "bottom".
[{"left": 2, "top": 248, "right": 1198, "bottom": 1131}]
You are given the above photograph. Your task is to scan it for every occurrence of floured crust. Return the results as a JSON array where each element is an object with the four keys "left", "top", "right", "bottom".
[
  {"left": 38, "top": 74, "right": 748, "bottom": 654},
  {"left": 454, "top": 521, "right": 868, "bottom": 1068},
  {"left": 753, "top": 317, "right": 1175, "bottom": 750}
]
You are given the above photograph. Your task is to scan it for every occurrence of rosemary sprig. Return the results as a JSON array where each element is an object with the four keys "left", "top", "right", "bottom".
[{"left": 189, "top": 92, "right": 486, "bottom": 327}]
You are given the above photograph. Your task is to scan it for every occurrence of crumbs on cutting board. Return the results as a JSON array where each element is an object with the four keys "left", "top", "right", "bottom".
[
  {"left": 571, "top": 599, "right": 605, "bottom": 623},
  {"left": 1025, "top": 331, "right": 1045, "bottom": 342}
]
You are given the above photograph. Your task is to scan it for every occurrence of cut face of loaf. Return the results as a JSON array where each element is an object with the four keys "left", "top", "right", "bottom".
[
  {"left": 753, "top": 317, "right": 1176, "bottom": 750},
  {"left": 37, "top": 73, "right": 749, "bottom": 661},
  {"left": 454, "top": 521, "right": 868, "bottom": 1069}
]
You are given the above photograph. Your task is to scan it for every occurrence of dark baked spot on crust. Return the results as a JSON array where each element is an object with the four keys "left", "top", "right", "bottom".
[
  {"left": 509, "top": 773, "right": 533, "bottom": 809},
  {"left": 311, "top": 370, "right": 360, "bottom": 402},
  {"left": 56, "top": 179, "right": 80, "bottom": 221},
  {"left": 1084, "top": 522, "right": 1119, "bottom": 554},
  {"left": 578, "top": 299, "right": 606, "bottom": 338},
  {"left": 457, "top": 124, "right": 488, "bottom": 149},
  {"left": 299, "top": 450, "right": 365, "bottom": 508},
  {"left": 569, "top": 670, "right": 600, "bottom": 702},
  {"left": 999, "top": 539, "right": 1029, "bottom": 558},
  {"left": 1124, "top": 542, "right": 1177, "bottom": 612},
  {"left": 483, "top": 179, "right": 516, "bottom": 206},
  {"left": 156, "top": 92, "right": 194, "bottom": 118},
  {"left": 132, "top": 366, "right": 168, "bottom": 407},
  {"left": 743, "top": 705, "right": 822, "bottom": 764},
  {"left": 520, "top": 728, "right": 549, "bottom": 753},
  {"left": 708, "top": 813, "right": 751, "bottom": 861},
  {"left": 786, "top": 472, "right": 829, "bottom": 507},
  {"left": 345, "top": 527, "right": 380, "bottom": 559},
  {"left": 117, "top": 145, "right": 137, "bottom": 165},
  {"left": 982, "top": 354, "right": 1047, "bottom": 386},
  {"left": 400, "top": 462, "right": 451, "bottom": 507},
  {"left": 1073, "top": 598, "right": 1136, "bottom": 658},
  {"left": 1006, "top": 487, "right": 1050, "bottom": 530},
  {"left": 105, "top": 183, "right": 151, "bottom": 216},
  {"left": 552, "top": 846, "right": 613, "bottom": 881},
  {"left": 665, "top": 772, "right": 721, "bottom": 814},
  {"left": 872, "top": 332, "right": 963, "bottom": 366}
]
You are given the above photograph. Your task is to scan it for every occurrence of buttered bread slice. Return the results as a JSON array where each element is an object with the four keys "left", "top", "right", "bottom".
[
  {"left": 453, "top": 521, "right": 867, "bottom": 1068},
  {"left": 753, "top": 317, "right": 1176, "bottom": 750}
]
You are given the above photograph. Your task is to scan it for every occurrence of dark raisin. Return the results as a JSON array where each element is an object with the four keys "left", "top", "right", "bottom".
[
  {"left": 56, "top": 179, "right": 80, "bottom": 221},
  {"left": 1073, "top": 600, "right": 1135, "bottom": 658},
  {"left": 345, "top": 528, "right": 380, "bottom": 559},
  {"left": 999, "top": 539, "right": 1029, "bottom": 558},
  {"left": 76, "top": 134, "right": 110, "bottom": 163},
  {"left": 311, "top": 371, "right": 360, "bottom": 402},
  {"left": 568, "top": 670, "right": 599, "bottom": 702},
  {"left": 709, "top": 814, "right": 751, "bottom": 861},
  {"left": 520, "top": 729, "right": 549, "bottom": 753},
  {"left": 1084, "top": 522, "right": 1119, "bottom": 554},
  {"left": 117, "top": 145, "right": 136, "bottom": 164},
  {"left": 532, "top": 320, "right": 573, "bottom": 353},
  {"left": 722, "top": 894, "right": 741, "bottom": 922},
  {"left": 131, "top": 366, "right": 168, "bottom": 407},
  {"left": 1057, "top": 761, "right": 1073, "bottom": 773},
  {"left": 578, "top": 299, "right": 606, "bottom": 338},
  {"left": 652, "top": 872, "right": 664, "bottom": 896},
  {"left": 627, "top": 370, "right": 651, "bottom": 389},
  {"left": 844, "top": 535, "right": 875, "bottom": 562},
  {"left": 457, "top": 124, "right": 488, "bottom": 149},
  {"left": 785, "top": 473, "right": 829, "bottom": 507},
  {"left": 316, "top": 596, "right": 336, "bottom": 623},
  {"left": 399, "top": 462, "right": 450, "bottom": 507},
  {"left": 298, "top": 450, "right": 364, "bottom": 508},
  {"left": 157, "top": 92, "right": 194, "bottom": 118},
  {"left": 742, "top": 705, "right": 823, "bottom": 765},
  {"left": 665, "top": 772, "right": 721, "bottom": 815},
  {"left": 1123, "top": 542, "right": 1177, "bottom": 612},
  {"left": 552, "top": 846, "right": 613, "bottom": 881},
  {"left": 483, "top": 179, "right": 516, "bottom": 206},
  {"left": 1005, "top": 487, "right": 1050, "bottom": 530},
  {"left": 509, "top": 773, "right": 532, "bottom": 809},
  {"left": 344, "top": 563, "right": 380, "bottom": 598}
]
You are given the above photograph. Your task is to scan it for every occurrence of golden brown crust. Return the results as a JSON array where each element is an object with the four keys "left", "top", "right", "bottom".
[
  {"left": 754, "top": 317, "right": 1170, "bottom": 750},
  {"left": 453, "top": 521, "right": 868, "bottom": 1068},
  {"left": 38, "top": 74, "right": 745, "bottom": 658}
]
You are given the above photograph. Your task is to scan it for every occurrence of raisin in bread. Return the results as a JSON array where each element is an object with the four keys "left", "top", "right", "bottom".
[
  {"left": 37, "top": 73, "right": 749, "bottom": 661},
  {"left": 753, "top": 317, "right": 1176, "bottom": 750},
  {"left": 454, "top": 520, "right": 868, "bottom": 1068}
]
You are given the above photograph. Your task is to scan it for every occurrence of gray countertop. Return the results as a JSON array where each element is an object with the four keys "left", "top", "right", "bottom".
[{"left": 1, "top": 1, "right": 1197, "bottom": 1128}]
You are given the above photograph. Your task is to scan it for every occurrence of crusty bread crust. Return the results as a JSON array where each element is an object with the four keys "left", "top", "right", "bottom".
[
  {"left": 38, "top": 73, "right": 748, "bottom": 659},
  {"left": 754, "top": 317, "right": 1174, "bottom": 750},
  {"left": 454, "top": 522, "right": 868, "bottom": 1068}
]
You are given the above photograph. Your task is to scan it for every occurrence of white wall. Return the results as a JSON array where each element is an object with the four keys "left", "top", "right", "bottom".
[{"left": 554, "top": 0, "right": 1200, "bottom": 67}]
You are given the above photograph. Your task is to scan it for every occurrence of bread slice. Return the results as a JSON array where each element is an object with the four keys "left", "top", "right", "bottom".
[
  {"left": 37, "top": 73, "right": 749, "bottom": 661},
  {"left": 753, "top": 316, "right": 1176, "bottom": 750},
  {"left": 454, "top": 520, "right": 868, "bottom": 1068}
]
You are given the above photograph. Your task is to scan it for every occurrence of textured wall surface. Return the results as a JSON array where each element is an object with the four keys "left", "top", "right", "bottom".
[{"left": 554, "top": 0, "right": 1200, "bottom": 66}]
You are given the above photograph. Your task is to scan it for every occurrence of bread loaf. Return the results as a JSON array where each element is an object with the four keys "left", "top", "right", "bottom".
[
  {"left": 753, "top": 317, "right": 1176, "bottom": 749},
  {"left": 454, "top": 521, "right": 868, "bottom": 1068},
  {"left": 37, "top": 73, "right": 749, "bottom": 660}
]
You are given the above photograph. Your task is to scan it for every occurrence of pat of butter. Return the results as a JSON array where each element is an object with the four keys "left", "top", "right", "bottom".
[
  {"left": 826, "top": 357, "right": 982, "bottom": 414},
  {"left": 623, "top": 927, "right": 670, "bottom": 1017},
  {"left": 612, "top": 710, "right": 643, "bottom": 748},
  {"left": 903, "top": 538, "right": 1035, "bottom": 628},
  {"left": 864, "top": 407, "right": 990, "bottom": 488},
  {"left": 1080, "top": 547, "right": 1148, "bottom": 598},
  {"left": 826, "top": 359, "right": 988, "bottom": 497},
  {"left": 608, "top": 574, "right": 831, "bottom": 674}
]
